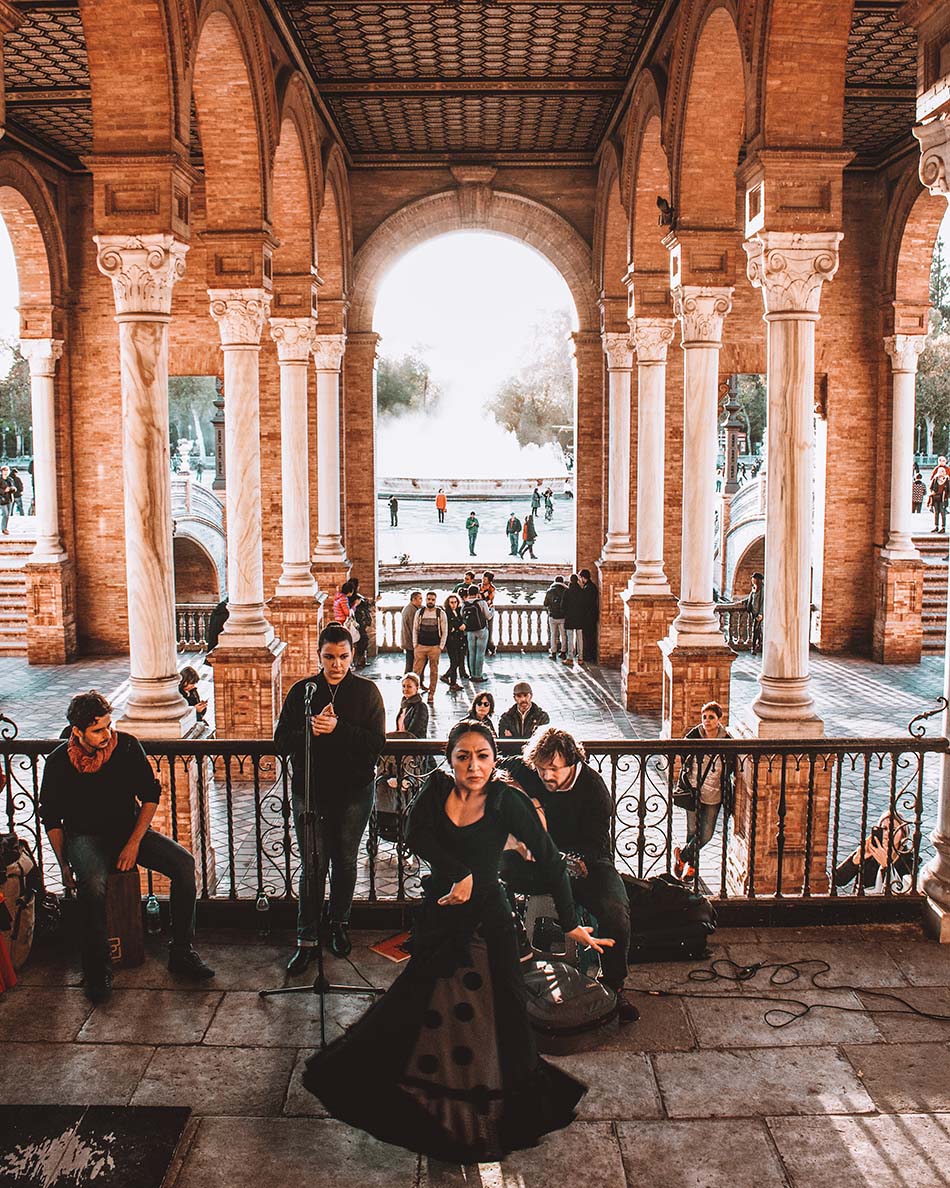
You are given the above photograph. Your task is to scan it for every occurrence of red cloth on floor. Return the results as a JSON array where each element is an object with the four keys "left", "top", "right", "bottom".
[{"left": 0, "top": 931, "right": 17, "bottom": 992}]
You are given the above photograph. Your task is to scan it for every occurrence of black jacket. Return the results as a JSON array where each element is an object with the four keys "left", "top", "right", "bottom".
[
  {"left": 275, "top": 671, "right": 386, "bottom": 798},
  {"left": 397, "top": 694, "right": 429, "bottom": 739},
  {"left": 497, "top": 701, "right": 550, "bottom": 740},
  {"left": 564, "top": 582, "right": 585, "bottom": 630},
  {"left": 499, "top": 757, "right": 613, "bottom": 866},
  {"left": 543, "top": 581, "right": 567, "bottom": 618}
]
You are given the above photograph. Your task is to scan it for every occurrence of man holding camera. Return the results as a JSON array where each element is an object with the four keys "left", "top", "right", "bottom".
[{"left": 276, "top": 622, "right": 386, "bottom": 971}]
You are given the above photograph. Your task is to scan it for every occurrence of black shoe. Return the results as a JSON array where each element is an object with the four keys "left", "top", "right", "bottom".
[
  {"left": 329, "top": 921, "right": 352, "bottom": 958},
  {"left": 168, "top": 945, "right": 216, "bottom": 980},
  {"left": 616, "top": 990, "right": 640, "bottom": 1024},
  {"left": 286, "top": 945, "right": 317, "bottom": 975},
  {"left": 83, "top": 967, "right": 113, "bottom": 1004}
]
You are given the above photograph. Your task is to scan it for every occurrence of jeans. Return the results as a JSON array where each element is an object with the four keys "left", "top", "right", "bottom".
[
  {"left": 518, "top": 538, "right": 536, "bottom": 558},
  {"left": 0, "top": 503, "right": 9, "bottom": 532},
  {"left": 549, "top": 617, "right": 567, "bottom": 656},
  {"left": 468, "top": 528, "right": 478, "bottom": 555},
  {"left": 508, "top": 531, "right": 519, "bottom": 555},
  {"left": 66, "top": 829, "right": 197, "bottom": 974},
  {"left": 413, "top": 644, "right": 442, "bottom": 695},
  {"left": 293, "top": 780, "right": 375, "bottom": 941},
  {"left": 566, "top": 627, "right": 582, "bottom": 659},
  {"left": 681, "top": 801, "right": 722, "bottom": 867},
  {"left": 466, "top": 626, "right": 489, "bottom": 678},
  {"left": 501, "top": 854, "right": 630, "bottom": 991}
]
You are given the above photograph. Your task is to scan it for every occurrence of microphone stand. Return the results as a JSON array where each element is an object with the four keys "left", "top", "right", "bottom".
[{"left": 259, "top": 679, "right": 382, "bottom": 1049}]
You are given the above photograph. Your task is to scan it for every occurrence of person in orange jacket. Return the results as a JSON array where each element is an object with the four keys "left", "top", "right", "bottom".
[{"left": 435, "top": 489, "right": 447, "bottom": 524}]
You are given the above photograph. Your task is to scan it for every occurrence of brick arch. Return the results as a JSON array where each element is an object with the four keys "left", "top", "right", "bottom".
[
  {"left": 349, "top": 190, "right": 597, "bottom": 333},
  {"left": 593, "top": 141, "right": 628, "bottom": 305},
  {"left": 0, "top": 154, "right": 68, "bottom": 337},
  {"left": 191, "top": 0, "right": 277, "bottom": 229},
  {"left": 883, "top": 171, "right": 946, "bottom": 315},
  {"left": 317, "top": 144, "right": 352, "bottom": 319},
  {"left": 732, "top": 534, "right": 764, "bottom": 601},
  {"left": 622, "top": 74, "right": 671, "bottom": 278},
  {"left": 272, "top": 75, "right": 323, "bottom": 279},
  {"left": 668, "top": 2, "right": 746, "bottom": 228},
  {"left": 173, "top": 534, "right": 222, "bottom": 602}
]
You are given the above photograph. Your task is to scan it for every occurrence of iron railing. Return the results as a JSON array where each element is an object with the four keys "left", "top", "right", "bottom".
[{"left": 2, "top": 729, "right": 944, "bottom": 910}]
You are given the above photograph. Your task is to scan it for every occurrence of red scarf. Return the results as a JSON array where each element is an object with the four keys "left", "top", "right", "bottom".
[{"left": 67, "top": 729, "right": 119, "bottom": 774}]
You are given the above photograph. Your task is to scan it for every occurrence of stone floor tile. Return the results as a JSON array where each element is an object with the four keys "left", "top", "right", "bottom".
[
  {"left": 685, "top": 989, "right": 883, "bottom": 1048},
  {"left": 282, "top": 1049, "right": 329, "bottom": 1117},
  {"left": 881, "top": 937, "right": 950, "bottom": 986},
  {"left": 856, "top": 986, "right": 950, "bottom": 1042},
  {"left": 0, "top": 1041, "right": 154, "bottom": 1105},
  {"left": 653, "top": 1048, "right": 875, "bottom": 1118},
  {"left": 841, "top": 1041, "right": 950, "bottom": 1113},
  {"left": 201, "top": 989, "right": 370, "bottom": 1048},
  {"left": 768, "top": 1113, "right": 950, "bottom": 1188},
  {"left": 625, "top": 952, "right": 747, "bottom": 996},
  {"left": 616, "top": 1119, "right": 790, "bottom": 1188},
  {"left": 426, "top": 1121, "right": 626, "bottom": 1187},
  {"left": 0, "top": 985, "right": 92, "bottom": 1040},
  {"left": 117, "top": 940, "right": 292, "bottom": 992},
  {"left": 77, "top": 989, "right": 222, "bottom": 1045},
  {"left": 723, "top": 940, "right": 908, "bottom": 988},
  {"left": 591, "top": 993, "right": 697, "bottom": 1053},
  {"left": 175, "top": 1116, "right": 418, "bottom": 1188},
  {"left": 547, "top": 1051, "right": 662, "bottom": 1120},
  {"left": 131, "top": 1045, "right": 297, "bottom": 1116}
]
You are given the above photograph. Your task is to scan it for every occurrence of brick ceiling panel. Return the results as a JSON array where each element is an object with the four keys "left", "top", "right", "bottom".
[
  {"left": 8, "top": 102, "right": 92, "bottom": 158},
  {"left": 3, "top": 8, "right": 87, "bottom": 90},
  {"left": 847, "top": 5, "right": 916, "bottom": 89}
]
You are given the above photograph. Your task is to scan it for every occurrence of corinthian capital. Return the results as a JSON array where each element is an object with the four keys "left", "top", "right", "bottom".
[
  {"left": 743, "top": 232, "right": 842, "bottom": 317},
  {"left": 20, "top": 338, "right": 64, "bottom": 378},
  {"left": 915, "top": 115, "right": 950, "bottom": 198},
  {"left": 884, "top": 334, "right": 928, "bottom": 374},
  {"left": 630, "top": 317, "right": 676, "bottom": 365},
  {"left": 270, "top": 317, "right": 318, "bottom": 363},
  {"left": 208, "top": 289, "right": 271, "bottom": 347},
  {"left": 602, "top": 332, "right": 633, "bottom": 371},
  {"left": 671, "top": 286, "right": 733, "bottom": 346},
  {"left": 95, "top": 234, "right": 188, "bottom": 318},
  {"left": 312, "top": 334, "right": 347, "bottom": 372}
]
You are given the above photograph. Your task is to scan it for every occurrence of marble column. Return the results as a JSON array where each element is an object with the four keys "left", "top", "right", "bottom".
[
  {"left": 268, "top": 317, "right": 323, "bottom": 687},
  {"left": 95, "top": 234, "right": 194, "bottom": 733},
  {"left": 621, "top": 318, "right": 678, "bottom": 711},
  {"left": 311, "top": 334, "right": 351, "bottom": 596},
  {"left": 597, "top": 333, "right": 635, "bottom": 665},
  {"left": 659, "top": 287, "right": 736, "bottom": 738},
  {"left": 744, "top": 232, "right": 841, "bottom": 735}
]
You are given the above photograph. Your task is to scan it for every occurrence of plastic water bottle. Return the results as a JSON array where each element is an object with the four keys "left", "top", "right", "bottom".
[
  {"left": 145, "top": 893, "right": 161, "bottom": 934},
  {"left": 255, "top": 892, "right": 270, "bottom": 937}
]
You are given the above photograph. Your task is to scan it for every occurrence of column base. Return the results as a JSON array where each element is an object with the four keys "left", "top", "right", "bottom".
[
  {"left": 267, "top": 592, "right": 327, "bottom": 689},
  {"left": 311, "top": 558, "right": 351, "bottom": 603},
  {"left": 621, "top": 590, "right": 678, "bottom": 711},
  {"left": 872, "top": 552, "right": 924, "bottom": 665},
  {"left": 923, "top": 897, "right": 950, "bottom": 943},
  {"left": 596, "top": 559, "right": 633, "bottom": 665},
  {"left": 658, "top": 637, "right": 736, "bottom": 740},
  {"left": 208, "top": 637, "right": 286, "bottom": 739},
  {"left": 25, "top": 559, "right": 78, "bottom": 665}
]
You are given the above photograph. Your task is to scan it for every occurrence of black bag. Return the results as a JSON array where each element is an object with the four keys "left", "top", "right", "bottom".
[
  {"left": 622, "top": 873, "right": 716, "bottom": 963},
  {"left": 523, "top": 956, "right": 617, "bottom": 1052},
  {"left": 462, "top": 601, "right": 487, "bottom": 632},
  {"left": 672, "top": 767, "right": 696, "bottom": 811}
]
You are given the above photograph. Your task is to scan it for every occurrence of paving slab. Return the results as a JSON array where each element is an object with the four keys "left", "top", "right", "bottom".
[
  {"left": 685, "top": 989, "right": 883, "bottom": 1048},
  {"left": 625, "top": 952, "right": 748, "bottom": 996},
  {"left": 0, "top": 984, "right": 92, "bottom": 1040},
  {"left": 841, "top": 1041, "right": 950, "bottom": 1113},
  {"left": 768, "top": 1113, "right": 950, "bottom": 1188},
  {"left": 426, "top": 1120, "right": 626, "bottom": 1187},
  {"left": 723, "top": 940, "right": 908, "bottom": 988},
  {"left": 547, "top": 1051, "right": 662, "bottom": 1120},
  {"left": 616, "top": 1119, "right": 790, "bottom": 1188},
  {"left": 592, "top": 993, "right": 697, "bottom": 1053},
  {"left": 653, "top": 1047, "right": 875, "bottom": 1118},
  {"left": 77, "top": 989, "right": 223, "bottom": 1045},
  {"left": 880, "top": 937, "right": 950, "bottom": 986},
  {"left": 856, "top": 986, "right": 950, "bottom": 1042},
  {"left": 201, "top": 989, "right": 370, "bottom": 1048},
  {"left": 174, "top": 1116, "right": 419, "bottom": 1188},
  {"left": 282, "top": 1050, "right": 329, "bottom": 1117},
  {"left": 131, "top": 1045, "right": 297, "bottom": 1116},
  {"left": 0, "top": 1041, "right": 154, "bottom": 1105}
]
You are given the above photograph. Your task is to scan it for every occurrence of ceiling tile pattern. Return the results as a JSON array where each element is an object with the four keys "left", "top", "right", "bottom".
[
  {"left": 846, "top": 5, "right": 916, "bottom": 88},
  {"left": 843, "top": 98, "right": 916, "bottom": 161},
  {"left": 8, "top": 102, "right": 92, "bottom": 157},
  {"left": 3, "top": 9, "right": 87, "bottom": 90},
  {"left": 844, "top": 3, "right": 917, "bottom": 164}
]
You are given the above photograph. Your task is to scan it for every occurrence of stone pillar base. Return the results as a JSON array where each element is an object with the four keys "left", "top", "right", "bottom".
[
  {"left": 659, "top": 638, "right": 736, "bottom": 740},
  {"left": 209, "top": 638, "right": 286, "bottom": 738},
  {"left": 872, "top": 552, "right": 924, "bottom": 664},
  {"left": 311, "top": 559, "right": 351, "bottom": 605},
  {"left": 621, "top": 590, "right": 678, "bottom": 711},
  {"left": 267, "top": 593, "right": 327, "bottom": 689},
  {"left": 726, "top": 752, "right": 832, "bottom": 897},
  {"left": 923, "top": 896, "right": 950, "bottom": 943},
  {"left": 596, "top": 558, "right": 633, "bottom": 665},
  {"left": 25, "top": 560, "right": 77, "bottom": 665}
]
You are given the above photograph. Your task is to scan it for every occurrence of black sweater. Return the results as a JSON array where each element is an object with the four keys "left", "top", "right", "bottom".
[
  {"left": 499, "top": 757, "right": 613, "bottom": 866},
  {"left": 275, "top": 671, "right": 386, "bottom": 797},
  {"left": 39, "top": 733, "right": 161, "bottom": 844}
]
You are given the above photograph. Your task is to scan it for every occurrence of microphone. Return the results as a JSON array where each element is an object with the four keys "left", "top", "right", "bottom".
[{"left": 304, "top": 680, "right": 318, "bottom": 712}]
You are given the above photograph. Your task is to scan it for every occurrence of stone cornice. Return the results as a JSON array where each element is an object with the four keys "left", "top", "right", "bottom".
[
  {"left": 602, "top": 332, "right": 634, "bottom": 371},
  {"left": 20, "top": 338, "right": 64, "bottom": 378},
  {"left": 95, "top": 234, "right": 188, "bottom": 319},
  {"left": 630, "top": 317, "right": 676, "bottom": 365},
  {"left": 671, "top": 286, "right": 733, "bottom": 346},
  {"left": 743, "top": 232, "right": 842, "bottom": 317},
  {"left": 208, "top": 289, "right": 271, "bottom": 347},
  {"left": 312, "top": 334, "right": 347, "bottom": 372},
  {"left": 884, "top": 333, "right": 928, "bottom": 374},
  {"left": 915, "top": 115, "right": 950, "bottom": 198},
  {"left": 269, "top": 317, "right": 318, "bottom": 363}
]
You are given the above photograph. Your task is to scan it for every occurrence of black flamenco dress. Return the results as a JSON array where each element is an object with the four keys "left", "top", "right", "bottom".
[{"left": 302, "top": 771, "right": 586, "bottom": 1162}]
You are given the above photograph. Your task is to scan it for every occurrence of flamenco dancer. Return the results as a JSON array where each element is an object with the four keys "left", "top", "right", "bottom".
[{"left": 302, "top": 718, "right": 613, "bottom": 1162}]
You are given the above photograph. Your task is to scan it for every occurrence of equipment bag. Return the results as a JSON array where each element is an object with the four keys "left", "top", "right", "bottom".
[
  {"left": 0, "top": 832, "right": 40, "bottom": 970},
  {"left": 462, "top": 601, "right": 487, "bottom": 632},
  {"left": 621, "top": 872, "right": 716, "bottom": 963},
  {"left": 523, "top": 956, "right": 617, "bottom": 1052}
]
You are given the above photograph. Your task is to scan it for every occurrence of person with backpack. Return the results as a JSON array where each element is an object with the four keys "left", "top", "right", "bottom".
[
  {"left": 672, "top": 701, "right": 736, "bottom": 880},
  {"left": 413, "top": 590, "right": 448, "bottom": 705},
  {"left": 519, "top": 512, "right": 538, "bottom": 559},
  {"left": 465, "top": 510, "right": 479, "bottom": 556},
  {"left": 505, "top": 511, "right": 522, "bottom": 556},
  {"left": 543, "top": 575, "right": 568, "bottom": 658},
  {"left": 461, "top": 584, "right": 490, "bottom": 681}
]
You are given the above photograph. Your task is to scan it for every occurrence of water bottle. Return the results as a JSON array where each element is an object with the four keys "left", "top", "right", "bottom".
[
  {"left": 145, "top": 893, "right": 161, "bottom": 935},
  {"left": 255, "top": 892, "right": 270, "bottom": 937}
]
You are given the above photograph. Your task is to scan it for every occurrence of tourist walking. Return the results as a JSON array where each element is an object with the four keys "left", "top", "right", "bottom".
[
  {"left": 441, "top": 592, "right": 468, "bottom": 689},
  {"left": 578, "top": 570, "right": 599, "bottom": 663},
  {"left": 301, "top": 719, "right": 612, "bottom": 1161},
  {"left": 9, "top": 467, "right": 24, "bottom": 516},
  {"left": 505, "top": 511, "right": 522, "bottom": 556},
  {"left": 466, "top": 510, "right": 479, "bottom": 556},
  {"left": 673, "top": 702, "right": 736, "bottom": 881},
  {"left": 563, "top": 573, "right": 584, "bottom": 666},
  {"left": 543, "top": 487, "right": 554, "bottom": 521},
  {"left": 389, "top": 495, "right": 399, "bottom": 527},
  {"left": 436, "top": 489, "right": 447, "bottom": 524},
  {"left": 912, "top": 470, "right": 926, "bottom": 515},
  {"left": 401, "top": 590, "right": 423, "bottom": 675},
  {"left": 0, "top": 466, "right": 14, "bottom": 535},
  {"left": 531, "top": 485, "right": 542, "bottom": 514},
  {"left": 462, "top": 584, "right": 490, "bottom": 681},
  {"left": 544, "top": 574, "right": 568, "bottom": 658},
  {"left": 413, "top": 590, "right": 448, "bottom": 704},
  {"left": 518, "top": 512, "right": 538, "bottom": 559},
  {"left": 465, "top": 690, "right": 496, "bottom": 734}
]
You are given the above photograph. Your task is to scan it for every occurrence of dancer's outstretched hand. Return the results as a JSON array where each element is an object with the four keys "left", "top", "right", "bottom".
[{"left": 566, "top": 925, "right": 615, "bottom": 954}]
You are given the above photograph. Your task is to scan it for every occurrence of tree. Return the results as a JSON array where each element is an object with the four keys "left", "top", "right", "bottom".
[
  {"left": 931, "top": 236, "right": 950, "bottom": 320},
  {"left": 734, "top": 373, "right": 766, "bottom": 454},
  {"left": 489, "top": 309, "right": 574, "bottom": 453},
  {"left": 377, "top": 350, "right": 439, "bottom": 416},
  {"left": 168, "top": 375, "right": 217, "bottom": 457},
  {"left": 917, "top": 309, "right": 950, "bottom": 457},
  {"left": 0, "top": 340, "right": 31, "bottom": 455}
]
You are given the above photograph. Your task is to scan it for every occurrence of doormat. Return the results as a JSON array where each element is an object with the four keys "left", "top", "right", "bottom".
[
  {"left": 369, "top": 930, "right": 412, "bottom": 962},
  {"left": 0, "top": 1105, "right": 190, "bottom": 1187}
]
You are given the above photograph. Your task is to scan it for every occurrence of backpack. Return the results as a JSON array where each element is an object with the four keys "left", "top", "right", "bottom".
[
  {"left": 621, "top": 873, "right": 716, "bottom": 963},
  {"left": 545, "top": 584, "right": 567, "bottom": 618},
  {"left": 462, "top": 600, "right": 487, "bottom": 632},
  {"left": 523, "top": 956, "right": 617, "bottom": 1053},
  {"left": 0, "top": 832, "right": 40, "bottom": 970}
]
